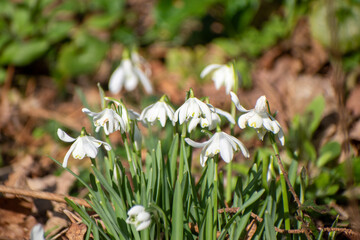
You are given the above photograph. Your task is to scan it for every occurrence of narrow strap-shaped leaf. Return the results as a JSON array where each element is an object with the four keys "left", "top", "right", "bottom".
[
  {"left": 218, "top": 189, "right": 265, "bottom": 239},
  {"left": 171, "top": 180, "right": 183, "bottom": 239},
  {"left": 264, "top": 211, "right": 277, "bottom": 240},
  {"left": 168, "top": 134, "right": 179, "bottom": 187}
]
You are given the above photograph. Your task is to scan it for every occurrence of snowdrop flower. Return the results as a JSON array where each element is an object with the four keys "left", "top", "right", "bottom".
[
  {"left": 104, "top": 97, "right": 133, "bottom": 132},
  {"left": 139, "top": 95, "right": 174, "bottom": 127},
  {"left": 200, "top": 63, "right": 236, "bottom": 94},
  {"left": 173, "top": 89, "right": 213, "bottom": 132},
  {"left": 230, "top": 92, "right": 285, "bottom": 145},
  {"left": 57, "top": 128, "right": 111, "bottom": 168},
  {"left": 126, "top": 205, "right": 151, "bottom": 231},
  {"left": 187, "top": 107, "right": 235, "bottom": 132},
  {"left": 105, "top": 97, "right": 142, "bottom": 149},
  {"left": 30, "top": 224, "right": 45, "bottom": 240},
  {"left": 109, "top": 49, "right": 153, "bottom": 94},
  {"left": 82, "top": 108, "right": 126, "bottom": 135},
  {"left": 185, "top": 132, "right": 249, "bottom": 167}
]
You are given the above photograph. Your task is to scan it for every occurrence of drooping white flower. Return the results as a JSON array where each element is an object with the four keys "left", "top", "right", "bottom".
[
  {"left": 230, "top": 92, "right": 285, "bottom": 145},
  {"left": 200, "top": 64, "right": 236, "bottom": 94},
  {"left": 104, "top": 97, "right": 133, "bottom": 132},
  {"left": 185, "top": 132, "right": 249, "bottom": 167},
  {"left": 82, "top": 108, "right": 126, "bottom": 135},
  {"left": 126, "top": 205, "right": 151, "bottom": 231},
  {"left": 139, "top": 95, "right": 174, "bottom": 127},
  {"left": 109, "top": 49, "right": 153, "bottom": 94},
  {"left": 187, "top": 107, "right": 235, "bottom": 132},
  {"left": 173, "top": 91, "right": 214, "bottom": 133},
  {"left": 57, "top": 128, "right": 111, "bottom": 168},
  {"left": 30, "top": 224, "right": 45, "bottom": 240},
  {"left": 105, "top": 97, "right": 142, "bottom": 149}
]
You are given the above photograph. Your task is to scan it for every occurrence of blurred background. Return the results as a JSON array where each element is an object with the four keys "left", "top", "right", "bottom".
[{"left": 0, "top": 0, "right": 360, "bottom": 238}]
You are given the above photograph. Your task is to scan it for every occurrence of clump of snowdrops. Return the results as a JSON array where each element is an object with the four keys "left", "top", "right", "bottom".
[{"left": 54, "top": 51, "right": 314, "bottom": 240}]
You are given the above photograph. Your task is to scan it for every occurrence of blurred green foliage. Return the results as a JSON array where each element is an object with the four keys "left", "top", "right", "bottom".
[
  {"left": 0, "top": 0, "right": 359, "bottom": 90},
  {"left": 0, "top": 0, "right": 125, "bottom": 84}
]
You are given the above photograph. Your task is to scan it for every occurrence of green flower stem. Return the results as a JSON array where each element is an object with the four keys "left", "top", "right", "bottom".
[
  {"left": 213, "top": 156, "right": 219, "bottom": 239},
  {"left": 262, "top": 156, "right": 269, "bottom": 191},
  {"left": 225, "top": 105, "right": 235, "bottom": 202},
  {"left": 178, "top": 124, "right": 187, "bottom": 183},
  {"left": 270, "top": 135, "right": 290, "bottom": 231},
  {"left": 122, "top": 133, "right": 136, "bottom": 178},
  {"left": 105, "top": 135, "right": 114, "bottom": 171},
  {"left": 226, "top": 63, "right": 238, "bottom": 203}
]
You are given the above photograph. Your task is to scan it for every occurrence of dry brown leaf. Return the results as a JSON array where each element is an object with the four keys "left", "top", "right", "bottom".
[
  {"left": 0, "top": 197, "right": 34, "bottom": 240},
  {"left": 65, "top": 223, "right": 87, "bottom": 240}
]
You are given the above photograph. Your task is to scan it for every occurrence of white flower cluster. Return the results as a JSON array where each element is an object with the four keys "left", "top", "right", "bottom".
[
  {"left": 57, "top": 53, "right": 285, "bottom": 170},
  {"left": 58, "top": 97, "right": 139, "bottom": 168},
  {"left": 56, "top": 54, "right": 286, "bottom": 233},
  {"left": 126, "top": 205, "right": 152, "bottom": 231}
]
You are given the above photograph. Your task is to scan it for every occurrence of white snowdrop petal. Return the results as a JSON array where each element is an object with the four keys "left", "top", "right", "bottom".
[
  {"left": 219, "top": 138, "right": 233, "bottom": 163},
  {"left": 230, "top": 91, "right": 248, "bottom": 112},
  {"left": 124, "top": 73, "right": 138, "bottom": 91},
  {"left": 277, "top": 128, "right": 285, "bottom": 146},
  {"left": 212, "top": 68, "right": 224, "bottom": 90},
  {"left": 63, "top": 143, "right": 76, "bottom": 168},
  {"left": 82, "top": 108, "right": 97, "bottom": 117},
  {"left": 200, "top": 64, "right": 222, "bottom": 78},
  {"left": 72, "top": 139, "right": 86, "bottom": 159},
  {"left": 136, "top": 220, "right": 151, "bottom": 231},
  {"left": 165, "top": 104, "right": 174, "bottom": 121},
  {"left": 137, "top": 212, "right": 151, "bottom": 222},
  {"left": 128, "top": 205, "right": 145, "bottom": 216},
  {"left": 178, "top": 105, "right": 188, "bottom": 124},
  {"left": 158, "top": 107, "right": 167, "bottom": 127},
  {"left": 263, "top": 118, "right": 280, "bottom": 134},
  {"left": 188, "top": 118, "right": 200, "bottom": 133},
  {"left": 200, "top": 150, "right": 208, "bottom": 167},
  {"left": 224, "top": 67, "right": 234, "bottom": 94},
  {"left": 135, "top": 67, "right": 153, "bottom": 94},
  {"left": 238, "top": 112, "right": 253, "bottom": 129},
  {"left": 30, "top": 224, "right": 45, "bottom": 240},
  {"left": 247, "top": 113, "right": 263, "bottom": 129},
  {"left": 57, "top": 128, "right": 76, "bottom": 142},
  {"left": 255, "top": 96, "right": 267, "bottom": 112},
  {"left": 215, "top": 108, "right": 235, "bottom": 124},
  {"left": 197, "top": 100, "right": 212, "bottom": 124},
  {"left": 82, "top": 138, "right": 98, "bottom": 158},
  {"left": 222, "top": 133, "right": 239, "bottom": 150},
  {"left": 231, "top": 135, "right": 250, "bottom": 158},
  {"left": 139, "top": 104, "right": 152, "bottom": 121},
  {"left": 185, "top": 138, "right": 208, "bottom": 148},
  {"left": 109, "top": 65, "right": 125, "bottom": 94}
]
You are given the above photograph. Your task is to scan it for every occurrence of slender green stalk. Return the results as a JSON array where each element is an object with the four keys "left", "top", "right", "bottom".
[
  {"left": 225, "top": 100, "right": 236, "bottom": 203},
  {"left": 261, "top": 156, "right": 269, "bottom": 191},
  {"left": 105, "top": 135, "right": 114, "bottom": 171},
  {"left": 213, "top": 157, "right": 219, "bottom": 239},
  {"left": 178, "top": 124, "right": 187, "bottom": 183},
  {"left": 226, "top": 62, "right": 238, "bottom": 203},
  {"left": 270, "top": 136, "right": 290, "bottom": 231}
]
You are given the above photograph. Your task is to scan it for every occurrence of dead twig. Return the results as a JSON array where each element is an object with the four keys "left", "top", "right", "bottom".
[
  {"left": 0, "top": 185, "right": 91, "bottom": 208},
  {"left": 3, "top": 184, "right": 357, "bottom": 238},
  {"left": 218, "top": 207, "right": 360, "bottom": 237},
  {"left": 274, "top": 153, "right": 312, "bottom": 239}
]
